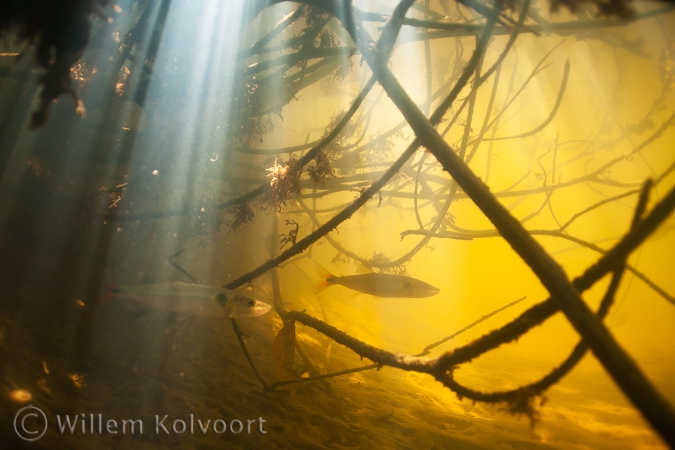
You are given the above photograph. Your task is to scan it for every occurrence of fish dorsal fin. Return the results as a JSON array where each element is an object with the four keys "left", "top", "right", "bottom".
[{"left": 356, "top": 263, "right": 373, "bottom": 274}]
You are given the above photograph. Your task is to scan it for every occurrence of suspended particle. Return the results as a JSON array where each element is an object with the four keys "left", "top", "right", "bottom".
[{"left": 10, "top": 389, "right": 32, "bottom": 403}]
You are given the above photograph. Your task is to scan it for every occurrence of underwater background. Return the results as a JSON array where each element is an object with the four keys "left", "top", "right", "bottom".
[{"left": 1, "top": 0, "right": 675, "bottom": 448}]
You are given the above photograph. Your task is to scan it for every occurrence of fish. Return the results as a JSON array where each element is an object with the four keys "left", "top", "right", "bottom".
[
  {"left": 107, "top": 282, "right": 272, "bottom": 318},
  {"left": 312, "top": 262, "right": 440, "bottom": 298}
]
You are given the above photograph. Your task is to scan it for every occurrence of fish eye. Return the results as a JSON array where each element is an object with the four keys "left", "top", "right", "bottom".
[
  {"left": 216, "top": 293, "right": 227, "bottom": 305},
  {"left": 247, "top": 299, "right": 255, "bottom": 307}
]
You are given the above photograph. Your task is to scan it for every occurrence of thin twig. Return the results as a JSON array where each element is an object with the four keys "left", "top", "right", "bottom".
[
  {"left": 484, "top": 60, "right": 570, "bottom": 141},
  {"left": 417, "top": 296, "right": 527, "bottom": 356},
  {"left": 167, "top": 248, "right": 199, "bottom": 284},
  {"left": 265, "top": 363, "right": 378, "bottom": 390},
  {"left": 247, "top": 5, "right": 306, "bottom": 55},
  {"left": 230, "top": 318, "right": 270, "bottom": 389}
]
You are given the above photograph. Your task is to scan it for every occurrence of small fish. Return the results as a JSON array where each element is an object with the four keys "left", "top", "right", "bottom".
[
  {"left": 107, "top": 282, "right": 272, "bottom": 318},
  {"left": 313, "top": 263, "right": 440, "bottom": 298}
]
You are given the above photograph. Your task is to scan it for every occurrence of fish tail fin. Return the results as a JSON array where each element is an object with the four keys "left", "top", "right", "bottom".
[
  {"left": 313, "top": 262, "right": 335, "bottom": 294},
  {"left": 312, "top": 280, "right": 333, "bottom": 294},
  {"left": 314, "top": 262, "right": 335, "bottom": 280}
]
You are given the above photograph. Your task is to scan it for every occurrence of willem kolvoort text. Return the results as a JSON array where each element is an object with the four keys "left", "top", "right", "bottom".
[{"left": 55, "top": 414, "right": 267, "bottom": 435}]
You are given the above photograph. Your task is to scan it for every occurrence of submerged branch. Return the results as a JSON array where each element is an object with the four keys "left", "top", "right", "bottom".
[
  {"left": 436, "top": 181, "right": 651, "bottom": 405},
  {"left": 224, "top": 142, "right": 418, "bottom": 289},
  {"left": 266, "top": 180, "right": 675, "bottom": 440},
  {"left": 350, "top": 13, "right": 675, "bottom": 442},
  {"left": 224, "top": 11, "right": 497, "bottom": 286},
  {"left": 105, "top": 76, "right": 378, "bottom": 223},
  {"left": 381, "top": 4, "right": 675, "bottom": 39},
  {"left": 246, "top": 5, "right": 306, "bottom": 56}
]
